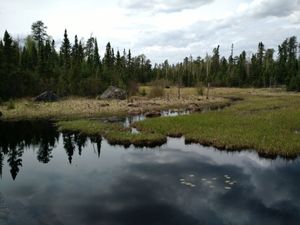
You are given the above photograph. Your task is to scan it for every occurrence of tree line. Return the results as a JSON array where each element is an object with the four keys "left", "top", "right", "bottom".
[
  {"left": 0, "top": 20, "right": 299, "bottom": 100},
  {"left": 154, "top": 37, "right": 300, "bottom": 91},
  {"left": 0, "top": 21, "right": 153, "bottom": 99}
]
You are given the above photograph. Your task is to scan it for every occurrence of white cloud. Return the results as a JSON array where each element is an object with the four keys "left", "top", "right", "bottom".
[
  {"left": 120, "top": 0, "right": 214, "bottom": 12},
  {"left": 238, "top": 0, "right": 300, "bottom": 18},
  {"left": 288, "top": 10, "right": 300, "bottom": 23},
  {"left": 0, "top": 0, "right": 300, "bottom": 63}
]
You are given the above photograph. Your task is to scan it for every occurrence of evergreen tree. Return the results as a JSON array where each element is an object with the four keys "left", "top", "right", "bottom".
[
  {"left": 257, "top": 42, "right": 265, "bottom": 86},
  {"left": 60, "top": 29, "right": 71, "bottom": 69},
  {"left": 59, "top": 29, "right": 72, "bottom": 94},
  {"left": 93, "top": 39, "right": 100, "bottom": 69},
  {"left": 31, "top": 20, "right": 48, "bottom": 44}
]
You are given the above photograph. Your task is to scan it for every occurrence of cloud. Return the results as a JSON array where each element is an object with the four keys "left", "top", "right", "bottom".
[
  {"left": 288, "top": 10, "right": 300, "bottom": 23},
  {"left": 120, "top": 0, "right": 214, "bottom": 12},
  {"left": 239, "top": 0, "right": 300, "bottom": 18}
]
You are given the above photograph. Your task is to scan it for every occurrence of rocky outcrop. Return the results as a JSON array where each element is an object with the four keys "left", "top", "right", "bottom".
[
  {"left": 99, "top": 86, "right": 126, "bottom": 100},
  {"left": 34, "top": 91, "right": 59, "bottom": 102}
]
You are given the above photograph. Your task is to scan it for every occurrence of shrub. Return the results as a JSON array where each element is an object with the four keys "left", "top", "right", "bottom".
[
  {"left": 287, "top": 75, "right": 300, "bottom": 92},
  {"left": 196, "top": 82, "right": 205, "bottom": 96},
  {"left": 127, "top": 81, "right": 139, "bottom": 97},
  {"left": 7, "top": 99, "right": 15, "bottom": 110},
  {"left": 149, "top": 85, "right": 165, "bottom": 98},
  {"left": 140, "top": 88, "right": 147, "bottom": 96}
]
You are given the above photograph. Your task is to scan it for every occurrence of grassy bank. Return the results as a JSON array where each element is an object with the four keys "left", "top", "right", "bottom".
[
  {"left": 57, "top": 120, "right": 166, "bottom": 147},
  {"left": 134, "top": 94, "right": 300, "bottom": 157},
  {"left": 4, "top": 87, "right": 300, "bottom": 157}
]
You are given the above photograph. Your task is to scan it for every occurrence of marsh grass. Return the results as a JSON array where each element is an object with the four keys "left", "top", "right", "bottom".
[
  {"left": 57, "top": 120, "right": 166, "bottom": 147},
  {"left": 3, "top": 87, "right": 300, "bottom": 157},
  {"left": 6, "top": 99, "right": 15, "bottom": 110},
  {"left": 134, "top": 95, "right": 300, "bottom": 157}
]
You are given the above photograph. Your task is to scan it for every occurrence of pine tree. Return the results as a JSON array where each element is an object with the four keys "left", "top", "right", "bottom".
[
  {"left": 93, "top": 39, "right": 100, "bottom": 68},
  {"left": 31, "top": 21, "right": 48, "bottom": 44},
  {"left": 60, "top": 29, "right": 71, "bottom": 69},
  {"left": 59, "top": 29, "right": 72, "bottom": 94},
  {"left": 104, "top": 42, "right": 113, "bottom": 68},
  {"left": 72, "top": 35, "right": 80, "bottom": 64},
  {"left": 257, "top": 42, "right": 265, "bottom": 86}
]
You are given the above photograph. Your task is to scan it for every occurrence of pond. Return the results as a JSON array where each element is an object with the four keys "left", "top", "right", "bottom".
[{"left": 0, "top": 121, "right": 300, "bottom": 225}]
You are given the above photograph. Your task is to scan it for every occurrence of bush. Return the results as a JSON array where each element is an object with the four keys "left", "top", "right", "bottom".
[
  {"left": 287, "top": 75, "right": 300, "bottom": 92},
  {"left": 149, "top": 85, "right": 165, "bottom": 98},
  {"left": 196, "top": 82, "right": 205, "bottom": 96},
  {"left": 140, "top": 88, "right": 147, "bottom": 96},
  {"left": 128, "top": 81, "right": 139, "bottom": 97},
  {"left": 7, "top": 99, "right": 15, "bottom": 110}
]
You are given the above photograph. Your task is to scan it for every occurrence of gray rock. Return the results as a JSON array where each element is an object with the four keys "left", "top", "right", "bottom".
[
  {"left": 34, "top": 91, "right": 59, "bottom": 102},
  {"left": 100, "top": 86, "right": 126, "bottom": 100}
]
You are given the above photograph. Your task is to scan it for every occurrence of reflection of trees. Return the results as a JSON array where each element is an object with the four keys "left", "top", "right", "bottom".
[
  {"left": 7, "top": 146, "right": 24, "bottom": 180},
  {"left": 63, "top": 133, "right": 102, "bottom": 163},
  {"left": 74, "top": 134, "right": 88, "bottom": 156},
  {"left": 36, "top": 128, "right": 58, "bottom": 164},
  {"left": 37, "top": 141, "right": 53, "bottom": 164},
  {"left": 0, "top": 121, "right": 104, "bottom": 180},
  {"left": 91, "top": 136, "right": 102, "bottom": 158},
  {"left": 0, "top": 151, "right": 3, "bottom": 178},
  {"left": 63, "top": 134, "right": 76, "bottom": 164},
  {"left": 0, "top": 121, "right": 59, "bottom": 179}
]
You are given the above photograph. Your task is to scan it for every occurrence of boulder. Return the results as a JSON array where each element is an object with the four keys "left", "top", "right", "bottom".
[
  {"left": 100, "top": 86, "right": 126, "bottom": 100},
  {"left": 34, "top": 91, "right": 59, "bottom": 102}
]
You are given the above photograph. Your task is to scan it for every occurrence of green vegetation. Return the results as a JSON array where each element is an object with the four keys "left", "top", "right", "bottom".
[
  {"left": 149, "top": 84, "right": 165, "bottom": 98},
  {"left": 0, "top": 21, "right": 300, "bottom": 101},
  {"left": 57, "top": 120, "right": 166, "bottom": 147},
  {"left": 54, "top": 88, "right": 300, "bottom": 158},
  {"left": 6, "top": 99, "right": 15, "bottom": 110},
  {"left": 134, "top": 94, "right": 300, "bottom": 157}
]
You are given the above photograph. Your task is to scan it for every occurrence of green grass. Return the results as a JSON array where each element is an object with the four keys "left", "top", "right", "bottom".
[
  {"left": 2, "top": 87, "right": 299, "bottom": 157},
  {"left": 134, "top": 95, "right": 300, "bottom": 157},
  {"left": 57, "top": 120, "right": 166, "bottom": 147},
  {"left": 49, "top": 88, "right": 300, "bottom": 157}
]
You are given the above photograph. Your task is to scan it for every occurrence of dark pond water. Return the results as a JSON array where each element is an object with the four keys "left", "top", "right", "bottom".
[{"left": 0, "top": 121, "right": 300, "bottom": 225}]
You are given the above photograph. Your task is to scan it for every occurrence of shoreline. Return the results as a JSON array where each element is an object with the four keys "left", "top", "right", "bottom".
[{"left": 1, "top": 87, "right": 300, "bottom": 158}]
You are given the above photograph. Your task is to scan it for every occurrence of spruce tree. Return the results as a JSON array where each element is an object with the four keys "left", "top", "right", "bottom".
[
  {"left": 93, "top": 39, "right": 100, "bottom": 68},
  {"left": 60, "top": 29, "right": 71, "bottom": 69}
]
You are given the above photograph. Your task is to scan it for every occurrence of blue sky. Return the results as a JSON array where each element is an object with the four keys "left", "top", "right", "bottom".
[{"left": 1, "top": 0, "right": 300, "bottom": 63}]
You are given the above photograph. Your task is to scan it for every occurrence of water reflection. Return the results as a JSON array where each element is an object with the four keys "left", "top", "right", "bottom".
[
  {"left": 0, "top": 121, "right": 106, "bottom": 179},
  {"left": 0, "top": 121, "right": 59, "bottom": 179},
  {"left": 0, "top": 122, "right": 300, "bottom": 225}
]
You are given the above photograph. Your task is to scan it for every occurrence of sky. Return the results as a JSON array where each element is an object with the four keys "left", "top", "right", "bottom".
[{"left": 0, "top": 0, "right": 300, "bottom": 63}]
